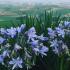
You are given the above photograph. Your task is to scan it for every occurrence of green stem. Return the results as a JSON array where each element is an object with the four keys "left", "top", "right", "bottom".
[{"left": 60, "top": 56, "right": 64, "bottom": 70}]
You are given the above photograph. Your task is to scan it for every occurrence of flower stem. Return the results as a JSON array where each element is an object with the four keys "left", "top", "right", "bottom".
[{"left": 60, "top": 56, "right": 64, "bottom": 70}]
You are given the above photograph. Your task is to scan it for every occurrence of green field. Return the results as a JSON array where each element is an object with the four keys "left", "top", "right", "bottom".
[{"left": 0, "top": 4, "right": 70, "bottom": 27}]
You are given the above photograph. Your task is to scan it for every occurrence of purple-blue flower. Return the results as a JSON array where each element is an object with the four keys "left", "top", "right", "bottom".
[
  {"left": 58, "top": 24, "right": 63, "bottom": 28},
  {"left": 29, "top": 39, "right": 39, "bottom": 47},
  {"left": 20, "top": 24, "right": 26, "bottom": 30},
  {"left": 0, "top": 37, "right": 5, "bottom": 44},
  {"left": 16, "top": 24, "right": 26, "bottom": 33},
  {"left": 0, "top": 28, "right": 6, "bottom": 34},
  {"left": 64, "top": 21, "right": 70, "bottom": 27},
  {"left": 16, "top": 27, "right": 22, "bottom": 33},
  {"left": 9, "top": 57, "right": 23, "bottom": 70},
  {"left": 47, "top": 28, "right": 56, "bottom": 38},
  {"left": 50, "top": 39, "right": 59, "bottom": 54},
  {"left": 2, "top": 50, "right": 10, "bottom": 58},
  {"left": 0, "top": 55, "right": 4, "bottom": 64},
  {"left": 39, "top": 45, "right": 49, "bottom": 56},
  {"left": 33, "top": 43, "right": 48, "bottom": 56},
  {"left": 26, "top": 27, "right": 37, "bottom": 42},
  {"left": 6, "top": 27, "right": 17, "bottom": 38},
  {"left": 50, "top": 39, "right": 58, "bottom": 47},
  {"left": 37, "top": 34, "right": 48, "bottom": 41},
  {"left": 55, "top": 27, "right": 65, "bottom": 38}
]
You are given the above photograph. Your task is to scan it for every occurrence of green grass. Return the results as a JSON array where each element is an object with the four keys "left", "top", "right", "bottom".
[{"left": 0, "top": 5, "right": 70, "bottom": 28}]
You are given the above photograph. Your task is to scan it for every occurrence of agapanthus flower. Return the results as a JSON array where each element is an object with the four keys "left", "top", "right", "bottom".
[
  {"left": 64, "top": 21, "right": 70, "bottom": 27},
  {"left": 2, "top": 50, "right": 10, "bottom": 58},
  {"left": 14, "top": 43, "right": 22, "bottom": 51},
  {"left": 9, "top": 57, "right": 23, "bottom": 70},
  {"left": 16, "top": 24, "right": 26, "bottom": 33},
  {"left": 47, "top": 28, "right": 56, "bottom": 38},
  {"left": 20, "top": 24, "right": 26, "bottom": 30},
  {"left": 50, "top": 39, "right": 69, "bottom": 55},
  {"left": 26, "top": 27, "right": 37, "bottom": 42},
  {"left": 55, "top": 27, "right": 65, "bottom": 38},
  {"left": 39, "top": 45, "right": 49, "bottom": 56},
  {"left": 33, "top": 43, "right": 48, "bottom": 56},
  {"left": 0, "top": 28, "right": 6, "bottom": 34},
  {"left": 33, "top": 48, "right": 39, "bottom": 53},
  {"left": 6, "top": 27, "right": 17, "bottom": 38},
  {"left": 16, "top": 27, "right": 22, "bottom": 33},
  {"left": 0, "top": 37, "right": 5, "bottom": 44},
  {"left": 33, "top": 45, "right": 48, "bottom": 56},
  {"left": 29, "top": 39, "right": 39, "bottom": 47},
  {"left": 58, "top": 23, "right": 63, "bottom": 28},
  {"left": 0, "top": 55, "right": 4, "bottom": 64},
  {"left": 50, "top": 39, "right": 58, "bottom": 47},
  {"left": 37, "top": 34, "right": 48, "bottom": 41},
  {"left": 62, "top": 44, "right": 69, "bottom": 55},
  {"left": 50, "top": 39, "right": 59, "bottom": 54}
]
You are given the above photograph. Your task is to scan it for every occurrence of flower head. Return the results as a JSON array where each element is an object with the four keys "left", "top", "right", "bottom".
[
  {"left": 14, "top": 43, "right": 22, "bottom": 51},
  {"left": 26, "top": 27, "right": 37, "bottom": 42},
  {"left": 50, "top": 39, "right": 59, "bottom": 54},
  {"left": 37, "top": 34, "right": 48, "bottom": 41},
  {"left": 20, "top": 24, "right": 26, "bottom": 30},
  {"left": 47, "top": 28, "right": 56, "bottom": 38},
  {"left": 39, "top": 45, "right": 49, "bottom": 56},
  {"left": 0, "top": 28, "right": 6, "bottom": 34},
  {"left": 16, "top": 27, "right": 22, "bottom": 33},
  {"left": 55, "top": 27, "right": 65, "bottom": 38},
  {"left": 64, "top": 21, "right": 70, "bottom": 27},
  {"left": 16, "top": 24, "right": 26, "bottom": 33},
  {"left": 0, "top": 55, "right": 4, "bottom": 64},
  {"left": 2, "top": 50, "right": 10, "bottom": 58},
  {"left": 33, "top": 43, "right": 48, "bottom": 56},
  {"left": 6, "top": 27, "right": 17, "bottom": 38},
  {"left": 0, "top": 37, "right": 5, "bottom": 44},
  {"left": 29, "top": 39, "right": 39, "bottom": 47},
  {"left": 9, "top": 57, "right": 23, "bottom": 70}
]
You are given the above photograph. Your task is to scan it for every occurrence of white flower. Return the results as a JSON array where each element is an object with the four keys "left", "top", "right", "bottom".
[
  {"left": 0, "top": 28, "right": 6, "bottom": 34},
  {"left": 14, "top": 43, "right": 22, "bottom": 51}
]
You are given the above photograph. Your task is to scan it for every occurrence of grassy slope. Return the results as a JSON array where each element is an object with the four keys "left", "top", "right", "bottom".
[{"left": 0, "top": 4, "right": 70, "bottom": 27}]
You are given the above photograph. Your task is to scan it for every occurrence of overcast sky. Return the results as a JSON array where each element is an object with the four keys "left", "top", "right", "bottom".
[{"left": 0, "top": 0, "right": 70, "bottom": 4}]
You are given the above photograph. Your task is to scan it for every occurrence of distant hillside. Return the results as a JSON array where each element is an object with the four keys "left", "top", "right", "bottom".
[{"left": 0, "top": 3, "right": 70, "bottom": 17}]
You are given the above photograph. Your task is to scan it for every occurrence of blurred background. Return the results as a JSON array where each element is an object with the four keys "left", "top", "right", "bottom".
[{"left": 0, "top": 0, "right": 70, "bottom": 27}]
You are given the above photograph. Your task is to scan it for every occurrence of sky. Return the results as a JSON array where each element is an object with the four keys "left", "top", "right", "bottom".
[{"left": 0, "top": 0, "right": 70, "bottom": 5}]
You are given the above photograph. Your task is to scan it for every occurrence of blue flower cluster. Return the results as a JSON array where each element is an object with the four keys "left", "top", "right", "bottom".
[
  {"left": 26, "top": 27, "right": 48, "bottom": 56},
  {"left": 48, "top": 21, "right": 70, "bottom": 55},
  {"left": 0, "top": 21, "right": 70, "bottom": 70}
]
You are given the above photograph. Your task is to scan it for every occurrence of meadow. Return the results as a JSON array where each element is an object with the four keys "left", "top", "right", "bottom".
[{"left": 0, "top": 4, "right": 70, "bottom": 28}]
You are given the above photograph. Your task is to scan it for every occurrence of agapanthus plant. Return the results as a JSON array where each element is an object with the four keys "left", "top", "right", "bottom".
[
  {"left": 47, "top": 21, "right": 70, "bottom": 56},
  {"left": 0, "top": 21, "right": 70, "bottom": 70},
  {"left": 0, "top": 24, "right": 49, "bottom": 70}
]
